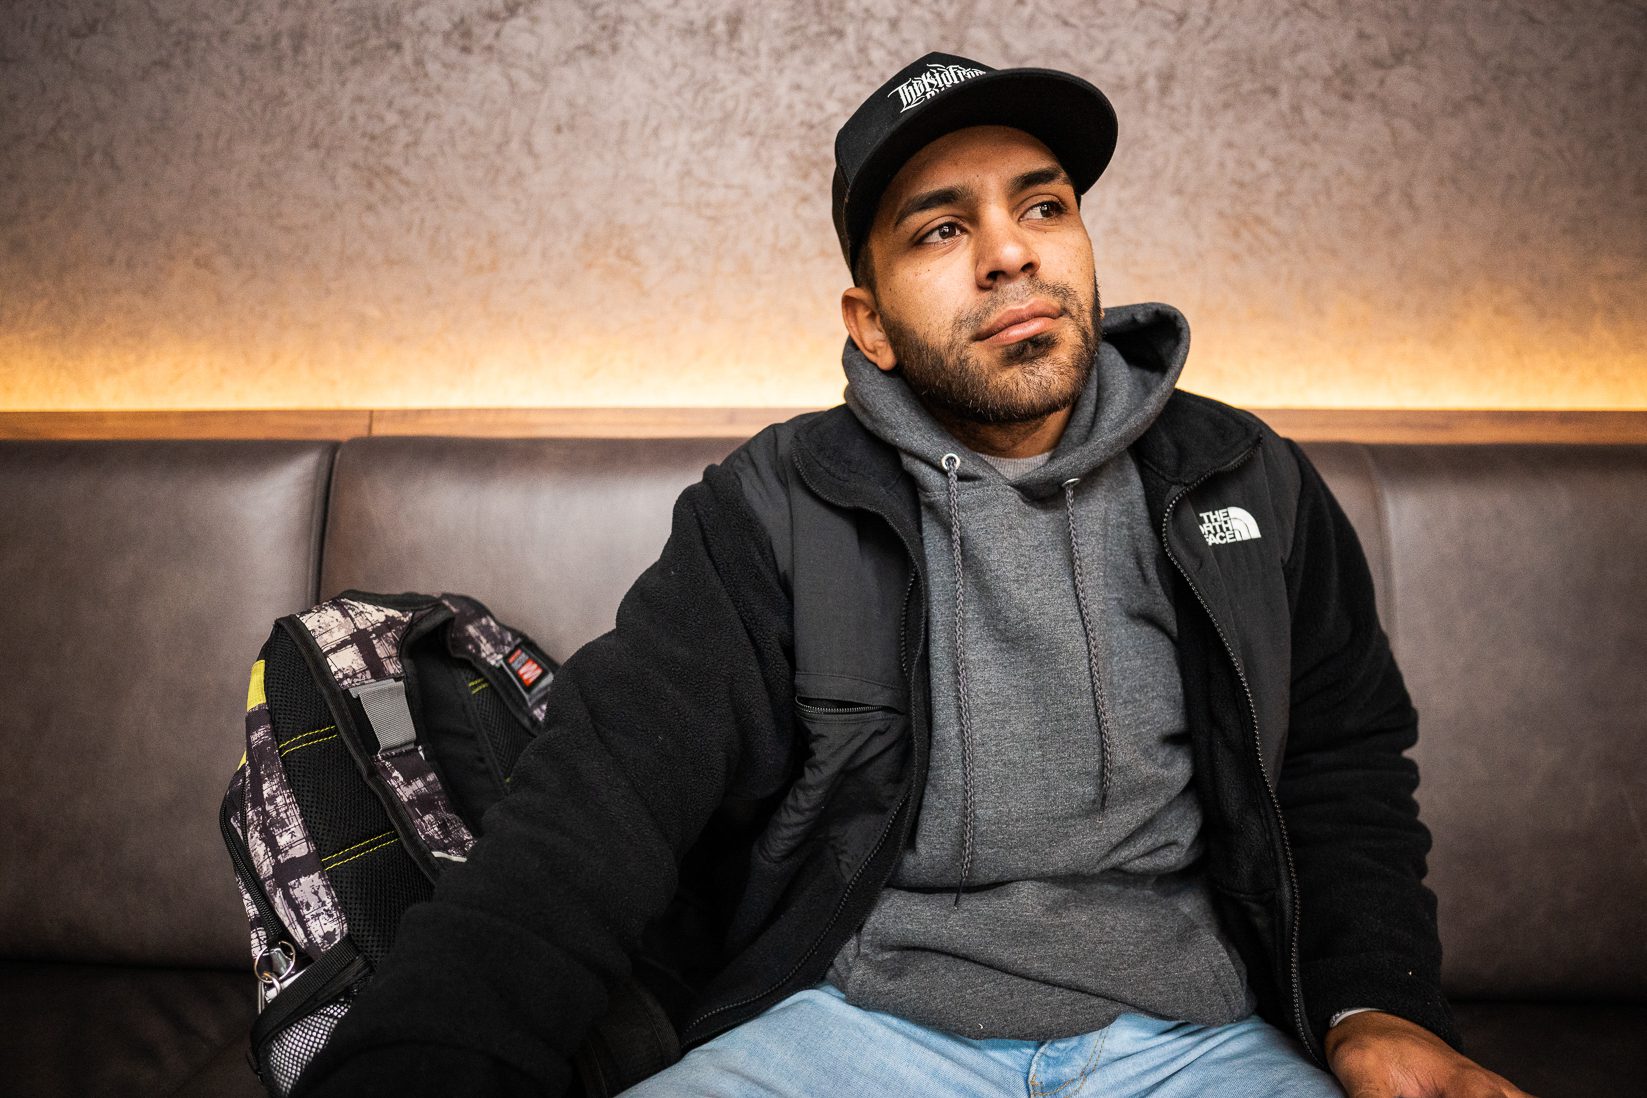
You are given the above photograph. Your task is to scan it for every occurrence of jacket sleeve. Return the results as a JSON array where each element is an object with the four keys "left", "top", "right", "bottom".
[
  {"left": 292, "top": 462, "right": 795, "bottom": 1097},
  {"left": 1275, "top": 438, "right": 1460, "bottom": 1050}
]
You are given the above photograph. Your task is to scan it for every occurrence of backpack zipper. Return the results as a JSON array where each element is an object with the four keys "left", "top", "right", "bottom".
[
  {"left": 220, "top": 789, "right": 302, "bottom": 1005},
  {"left": 1158, "top": 446, "right": 1319, "bottom": 1066}
]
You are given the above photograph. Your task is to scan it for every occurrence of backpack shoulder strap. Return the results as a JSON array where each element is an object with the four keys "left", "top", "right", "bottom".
[
  {"left": 286, "top": 592, "right": 475, "bottom": 877},
  {"left": 437, "top": 593, "right": 556, "bottom": 726}
]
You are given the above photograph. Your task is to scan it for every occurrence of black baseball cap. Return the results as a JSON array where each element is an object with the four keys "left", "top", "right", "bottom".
[{"left": 832, "top": 52, "right": 1118, "bottom": 274}]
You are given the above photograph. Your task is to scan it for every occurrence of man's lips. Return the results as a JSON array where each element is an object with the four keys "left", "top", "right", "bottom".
[{"left": 975, "top": 301, "right": 1063, "bottom": 344}]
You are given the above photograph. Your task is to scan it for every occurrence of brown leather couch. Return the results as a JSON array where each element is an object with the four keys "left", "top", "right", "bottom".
[{"left": 2, "top": 433, "right": 1643, "bottom": 1097}]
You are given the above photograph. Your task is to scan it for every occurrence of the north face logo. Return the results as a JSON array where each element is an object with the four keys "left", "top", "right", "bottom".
[
  {"left": 888, "top": 62, "right": 987, "bottom": 112},
  {"left": 1199, "top": 506, "right": 1262, "bottom": 545}
]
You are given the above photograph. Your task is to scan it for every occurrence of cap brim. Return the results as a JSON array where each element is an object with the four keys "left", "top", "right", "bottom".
[{"left": 843, "top": 67, "right": 1118, "bottom": 267}]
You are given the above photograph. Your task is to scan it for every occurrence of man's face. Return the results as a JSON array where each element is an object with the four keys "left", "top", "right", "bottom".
[{"left": 845, "top": 125, "right": 1101, "bottom": 426}]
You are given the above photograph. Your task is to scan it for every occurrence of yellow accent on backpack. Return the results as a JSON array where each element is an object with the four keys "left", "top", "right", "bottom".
[{"left": 246, "top": 658, "right": 266, "bottom": 712}]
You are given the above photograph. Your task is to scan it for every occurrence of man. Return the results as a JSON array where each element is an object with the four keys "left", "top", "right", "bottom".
[{"left": 298, "top": 54, "right": 1530, "bottom": 1097}]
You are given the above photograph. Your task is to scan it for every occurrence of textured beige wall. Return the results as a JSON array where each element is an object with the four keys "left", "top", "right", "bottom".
[{"left": 2, "top": 0, "right": 1644, "bottom": 411}]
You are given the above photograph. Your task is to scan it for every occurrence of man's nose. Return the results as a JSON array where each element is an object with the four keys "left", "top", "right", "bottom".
[{"left": 974, "top": 210, "right": 1039, "bottom": 287}]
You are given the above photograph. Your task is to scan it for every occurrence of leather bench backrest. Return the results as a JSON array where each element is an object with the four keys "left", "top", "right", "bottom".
[
  {"left": 0, "top": 441, "right": 334, "bottom": 968},
  {"left": 1307, "top": 442, "right": 1647, "bottom": 1000},
  {"left": 320, "top": 436, "right": 741, "bottom": 668},
  {"left": 330, "top": 435, "right": 1647, "bottom": 1000},
  {"left": 4, "top": 433, "right": 1642, "bottom": 1001}
]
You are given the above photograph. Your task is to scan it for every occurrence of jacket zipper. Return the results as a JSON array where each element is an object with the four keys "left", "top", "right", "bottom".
[
  {"left": 897, "top": 570, "right": 915, "bottom": 682},
  {"left": 1158, "top": 446, "right": 1320, "bottom": 1067},
  {"left": 795, "top": 700, "right": 883, "bottom": 715},
  {"left": 682, "top": 459, "right": 925, "bottom": 1044}
]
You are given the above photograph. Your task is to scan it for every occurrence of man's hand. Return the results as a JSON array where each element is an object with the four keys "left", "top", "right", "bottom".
[{"left": 1324, "top": 1010, "right": 1535, "bottom": 1098}]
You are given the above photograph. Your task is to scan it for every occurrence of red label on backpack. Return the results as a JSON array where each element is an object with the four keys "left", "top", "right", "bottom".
[{"left": 506, "top": 645, "right": 545, "bottom": 687}]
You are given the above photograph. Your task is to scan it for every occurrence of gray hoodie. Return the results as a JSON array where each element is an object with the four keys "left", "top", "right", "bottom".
[{"left": 825, "top": 303, "right": 1253, "bottom": 1040}]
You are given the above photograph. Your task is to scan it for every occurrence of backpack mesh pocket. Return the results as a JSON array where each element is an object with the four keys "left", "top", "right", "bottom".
[
  {"left": 251, "top": 940, "right": 371, "bottom": 1097},
  {"left": 264, "top": 995, "right": 353, "bottom": 1097}
]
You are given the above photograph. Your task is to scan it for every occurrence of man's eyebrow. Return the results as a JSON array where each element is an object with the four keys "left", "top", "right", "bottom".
[
  {"left": 1012, "top": 165, "right": 1071, "bottom": 192},
  {"left": 890, "top": 165, "right": 1073, "bottom": 229},
  {"left": 892, "top": 184, "right": 972, "bottom": 228}
]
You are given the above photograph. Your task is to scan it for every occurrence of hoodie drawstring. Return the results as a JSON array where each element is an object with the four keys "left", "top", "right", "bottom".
[
  {"left": 1063, "top": 476, "right": 1113, "bottom": 815},
  {"left": 942, "top": 459, "right": 1113, "bottom": 907},
  {"left": 942, "top": 453, "right": 978, "bottom": 906}
]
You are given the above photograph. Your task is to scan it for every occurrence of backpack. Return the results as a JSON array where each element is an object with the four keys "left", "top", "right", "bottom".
[{"left": 219, "top": 590, "right": 558, "bottom": 1095}]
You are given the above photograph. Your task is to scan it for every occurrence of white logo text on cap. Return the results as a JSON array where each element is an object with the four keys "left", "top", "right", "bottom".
[{"left": 889, "top": 62, "right": 987, "bottom": 113}]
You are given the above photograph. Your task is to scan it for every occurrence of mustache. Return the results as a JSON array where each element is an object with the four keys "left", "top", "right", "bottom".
[{"left": 952, "top": 277, "right": 1086, "bottom": 337}]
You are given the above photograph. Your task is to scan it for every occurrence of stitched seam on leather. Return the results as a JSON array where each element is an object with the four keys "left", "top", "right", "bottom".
[
  {"left": 310, "top": 442, "right": 339, "bottom": 606},
  {"left": 1353, "top": 443, "right": 1397, "bottom": 650}
]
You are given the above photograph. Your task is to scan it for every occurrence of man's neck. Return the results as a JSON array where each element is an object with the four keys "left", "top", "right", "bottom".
[{"left": 923, "top": 401, "right": 1073, "bottom": 459}]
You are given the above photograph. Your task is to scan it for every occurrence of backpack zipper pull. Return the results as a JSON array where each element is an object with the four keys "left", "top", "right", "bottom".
[{"left": 254, "top": 941, "right": 301, "bottom": 1008}]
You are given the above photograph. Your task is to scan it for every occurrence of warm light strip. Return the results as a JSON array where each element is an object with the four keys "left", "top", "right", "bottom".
[{"left": 3, "top": 408, "right": 1647, "bottom": 444}]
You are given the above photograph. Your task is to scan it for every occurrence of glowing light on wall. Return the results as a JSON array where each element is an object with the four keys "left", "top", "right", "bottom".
[{"left": 2, "top": 1, "right": 1643, "bottom": 413}]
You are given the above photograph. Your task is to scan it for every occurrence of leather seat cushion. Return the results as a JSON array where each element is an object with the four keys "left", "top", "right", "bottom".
[
  {"left": 1451, "top": 999, "right": 1647, "bottom": 1098},
  {"left": 0, "top": 961, "right": 262, "bottom": 1097}
]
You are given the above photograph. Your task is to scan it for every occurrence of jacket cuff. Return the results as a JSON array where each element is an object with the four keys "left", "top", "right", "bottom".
[
  {"left": 1303, "top": 954, "right": 1461, "bottom": 1051},
  {"left": 1327, "top": 1006, "right": 1380, "bottom": 1028}
]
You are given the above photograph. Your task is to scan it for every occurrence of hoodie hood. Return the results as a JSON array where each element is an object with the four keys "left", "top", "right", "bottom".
[{"left": 843, "top": 301, "right": 1190, "bottom": 498}]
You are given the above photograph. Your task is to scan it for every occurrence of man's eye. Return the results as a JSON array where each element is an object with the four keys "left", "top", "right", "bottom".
[
  {"left": 918, "top": 221, "right": 963, "bottom": 244},
  {"left": 1024, "top": 200, "right": 1065, "bottom": 220}
]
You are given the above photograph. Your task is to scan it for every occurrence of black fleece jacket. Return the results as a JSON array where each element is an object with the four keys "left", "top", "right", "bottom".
[{"left": 295, "top": 365, "right": 1455, "bottom": 1097}]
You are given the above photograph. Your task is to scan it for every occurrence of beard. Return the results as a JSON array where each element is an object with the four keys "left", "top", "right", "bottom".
[{"left": 882, "top": 278, "right": 1102, "bottom": 426}]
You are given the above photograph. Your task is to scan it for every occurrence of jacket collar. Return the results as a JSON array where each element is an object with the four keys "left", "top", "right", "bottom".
[
  {"left": 790, "top": 405, "right": 922, "bottom": 554},
  {"left": 792, "top": 389, "right": 1262, "bottom": 521},
  {"left": 1131, "top": 390, "right": 1264, "bottom": 487}
]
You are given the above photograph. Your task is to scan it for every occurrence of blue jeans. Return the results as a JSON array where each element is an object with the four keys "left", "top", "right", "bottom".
[{"left": 619, "top": 983, "right": 1344, "bottom": 1097}]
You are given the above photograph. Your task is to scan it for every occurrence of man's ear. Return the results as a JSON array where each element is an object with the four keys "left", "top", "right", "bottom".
[{"left": 841, "top": 286, "right": 897, "bottom": 373}]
